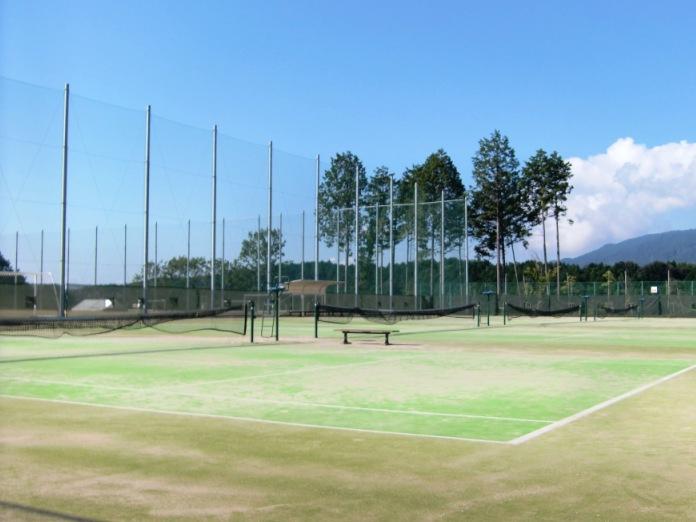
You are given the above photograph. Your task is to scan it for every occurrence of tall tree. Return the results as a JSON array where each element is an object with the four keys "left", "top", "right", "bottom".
[
  {"left": 317, "top": 152, "right": 368, "bottom": 293},
  {"left": 522, "top": 149, "right": 554, "bottom": 290},
  {"left": 398, "top": 150, "right": 465, "bottom": 297},
  {"left": 364, "top": 166, "right": 396, "bottom": 293},
  {"left": 547, "top": 151, "right": 574, "bottom": 296},
  {"left": 236, "top": 228, "right": 284, "bottom": 283},
  {"left": 469, "top": 131, "right": 522, "bottom": 295}
]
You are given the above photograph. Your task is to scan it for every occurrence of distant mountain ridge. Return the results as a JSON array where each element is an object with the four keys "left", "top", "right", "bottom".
[{"left": 566, "top": 229, "right": 696, "bottom": 266}]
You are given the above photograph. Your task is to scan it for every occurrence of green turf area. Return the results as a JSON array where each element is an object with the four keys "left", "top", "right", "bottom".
[{"left": 1, "top": 316, "right": 695, "bottom": 520}]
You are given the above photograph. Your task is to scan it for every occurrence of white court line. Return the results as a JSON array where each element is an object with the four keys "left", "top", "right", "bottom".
[
  {"left": 3, "top": 376, "right": 552, "bottom": 424},
  {"left": 0, "top": 394, "right": 508, "bottom": 445},
  {"left": 156, "top": 353, "right": 427, "bottom": 390},
  {"left": 509, "top": 364, "right": 696, "bottom": 445}
]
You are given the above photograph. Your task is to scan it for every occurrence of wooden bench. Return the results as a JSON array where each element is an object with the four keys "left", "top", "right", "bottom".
[{"left": 338, "top": 328, "right": 399, "bottom": 345}]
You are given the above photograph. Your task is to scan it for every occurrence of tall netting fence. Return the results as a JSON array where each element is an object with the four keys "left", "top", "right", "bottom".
[{"left": 2, "top": 77, "right": 695, "bottom": 320}]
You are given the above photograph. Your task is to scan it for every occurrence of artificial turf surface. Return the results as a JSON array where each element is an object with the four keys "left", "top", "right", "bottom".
[{"left": 1, "top": 316, "right": 695, "bottom": 520}]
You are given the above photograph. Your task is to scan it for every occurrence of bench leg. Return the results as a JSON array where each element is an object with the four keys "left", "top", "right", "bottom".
[
  {"left": 385, "top": 333, "right": 390, "bottom": 345},
  {"left": 343, "top": 332, "right": 350, "bottom": 345}
]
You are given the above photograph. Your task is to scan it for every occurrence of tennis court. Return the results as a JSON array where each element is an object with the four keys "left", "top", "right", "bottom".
[{"left": 2, "top": 316, "right": 693, "bottom": 445}]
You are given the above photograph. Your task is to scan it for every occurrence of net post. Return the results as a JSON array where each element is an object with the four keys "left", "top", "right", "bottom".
[{"left": 503, "top": 301, "right": 507, "bottom": 325}]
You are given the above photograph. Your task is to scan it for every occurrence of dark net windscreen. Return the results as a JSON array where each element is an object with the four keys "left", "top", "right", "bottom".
[
  {"left": 0, "top": 305, "right": 247, "bottom": 338},
  {"left": 506, "top": 302, "right": 581, "bottom": 318},
  {"left": 316, "top": 303, "right": 477, "bottom": 325}
]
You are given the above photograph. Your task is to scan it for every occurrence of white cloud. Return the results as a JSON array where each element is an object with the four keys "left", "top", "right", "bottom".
[{"left": 525, "top": 138, "right": 696, "bottom": 259}]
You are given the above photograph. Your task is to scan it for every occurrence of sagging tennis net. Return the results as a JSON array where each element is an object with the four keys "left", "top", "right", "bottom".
[
  {"left": 596, "top": 303, "right": 639, "bottom": 318},
  {"left": 315, "top": 303, "right": 477, "bottom": 325},
  {"left": 0, "top": 305, "right": 248, "bottom": 338},
  {"left": 505, "top": 302, "right": 581, "bottom": 318}
]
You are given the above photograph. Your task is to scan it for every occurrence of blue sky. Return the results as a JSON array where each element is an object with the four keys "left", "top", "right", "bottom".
[{"left": 2, "top": 0, "right": 696, "bottom": 281}]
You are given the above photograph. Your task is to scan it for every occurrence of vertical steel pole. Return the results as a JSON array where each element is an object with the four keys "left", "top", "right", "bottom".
[
  {"left": 301, "top": 210, "right": 305, "bottom": 281},
  {"left": 154, "top": 221, "right": 158, "bottom": 288},
  {"left": 123, "top": 224, "right": 127, "bottom": 287},
  {"left": 336, "top": 210, "right": 340, "bottom": 291},
  {"left": 14, "top": 232, "right": 18, "bottom": 311},
  {"left": 278, "top": 213, "right": 283, "bottom": 284},
  {"left": 186, "top": 219, "right": 190, "bottom": 310},
  {"left": 14, "top": 231, "right": 18, "bottom": 283},
  {"left": 354, "top": 165, "right": 359, "bottom": 301},
  {"left": 440, "top": 190, "right": 445, "bottom": 303},
  {"left": 375, "top": 203, "right": 379, "bottom": 295},
  {"left": 256, "top": 215, "right": 261, "bottom": 292},
  {"left": 142, "top": 105, "right": 151, "bottom": 313},
  {"left": 186, "top": 220, "right": 191, "bottom": 290},
  {"left": 210, "top": 125, "right": 217, "bottom": 308},
  {"left": 315, "top": 154, "right": 320, "bottom": 281},
  {"left": 94, "top": 225, "right": 98, "bottom": 285},
  {"left": 464, "top": 193, "right": 469, "bottom": 300},
  {"left": 40, "top": 229, "right": 44, "bottom": 285},
  {"left": 267, "top": 141, "right": 273, "bottom": 291},
  {"left": 221, "top": 217, "right": 225, "bottom": 307},
  {"left": 66, "top": 228, "right": 70, "bottom": 306},
  {"left": 389, "top": 176, "right": 393, "bottom": 305},
  {"left": 59, "top": 84, "right": 70, "bottom": 317},
  {"left": 414, "top": 182, "right": 418, "bottom": 307}
]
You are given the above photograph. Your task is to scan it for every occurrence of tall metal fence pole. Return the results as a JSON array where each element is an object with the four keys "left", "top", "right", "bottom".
[
  {"left": 256, "top": 215, "right": 261, "bottom": 292},
  {"left": 59, "top": 83, "right": 70, "bottom": 317},
  {"left": 336, "top": 210, "right": 340, "bottom": 292},
  {"left": 315, "top": 154, "right": 320, "bottom": 281},
  {"left": 66, "top": 228, "right": 70, "bottom": 304},
  {"left": 186, "top": 220, "right": 190, "bottom": 290},
  {"left": 278, "top": 213, "right": 283, "bottom": 284},
  {"left": 221, "top": 217, "right": 225, "bottom": 307},
  {"left": 94, "top": 225, "right": 98, "bottom": 285},
  {"left": 142, "top": 105, "right": 151, "bottom": 314},
  {"left": 464, "top": 193, "right": 469, "bottom": 300},
  {"left": 301, "top": 210, "right": 305, "bottom": 281},
  {"left": 375, "top": 203, "right": 379, "bottom": 295},
  {"left": 389, "top": 176, "right": 393, "bottom": 306},
  {"left": 40, "top": 229, "right": 44, "bottom": 285},
  {"left": 123, "top": 224, "right": 127, "bottom": 287},
  {"left": 39, "top": 229, "right": 44, "bottom": 307},
  {"left": 440, "top": 190, "right": 445, "bottom": 304},
  {"left": 154, "top": 221, "right": 158, "bottom": 288},
  {"left": 186, "top": 219, "right": 190, "bottom": 310},
  {"left": 354, "top": 165, "right": 359, "bottom": 303},
  {"left": 266, "top": 141, "right": 273, "bottom": 292},
  {"left": 210, "top": 125, "right": 217, "bottom": 309},
  {"left": 14, "top": 231, "right": 18, "bottom": 308},
  {"left": 414, "top": 182, "right": 419, "bottom": 308}
]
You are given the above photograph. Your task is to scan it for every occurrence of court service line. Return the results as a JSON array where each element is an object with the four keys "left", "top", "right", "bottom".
[
  {"left": 0, "top": 394, "right": 509, "bottom": 445},
  {"left": 509, "top": 364, "right": 696, "bottom": 445},
  {"left": 3, "top": 376, "right": 552, "bottom": 424},
  {"left": 155, "top": 353, "right": 428, "bottom": 390}
]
